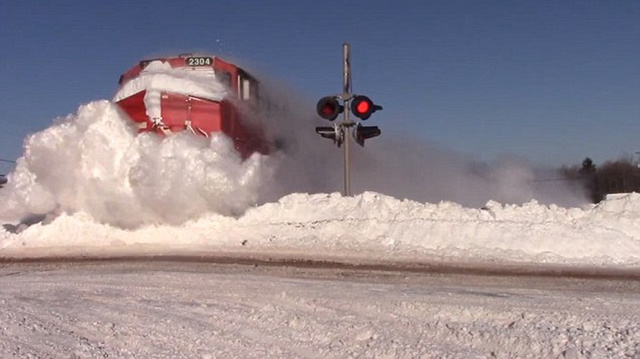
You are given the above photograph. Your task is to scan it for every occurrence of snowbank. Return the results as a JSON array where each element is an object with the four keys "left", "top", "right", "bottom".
[{"left": 2, "top": 191, "right": 640, "bottom": 267}]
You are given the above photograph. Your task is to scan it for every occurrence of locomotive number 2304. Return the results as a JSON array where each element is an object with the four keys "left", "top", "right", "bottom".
[{"left": 187, "top": 57, "right": 213, "bottom": 66}]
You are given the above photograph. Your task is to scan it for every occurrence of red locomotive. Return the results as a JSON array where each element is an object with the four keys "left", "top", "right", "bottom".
[{"left": 114, "top": 54, "right": 270, "bottom": 158}]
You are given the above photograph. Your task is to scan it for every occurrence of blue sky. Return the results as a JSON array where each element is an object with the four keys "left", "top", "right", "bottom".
[{"left": 0, "top": 0, "right": 639, "bottom": 174}]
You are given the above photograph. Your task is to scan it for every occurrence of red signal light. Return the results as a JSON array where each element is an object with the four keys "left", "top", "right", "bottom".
[
  {"left": 356, "top": 100, "right": 370, "bottom": 114},
  {"left": 321, "top": 103, "right": 335, "bottom": 116},
  {"left": 351, "top": 95, "right": 382, "bottom": 120},
  {"left": 316, "top": 96, "right": 343, "bottom": 121}
]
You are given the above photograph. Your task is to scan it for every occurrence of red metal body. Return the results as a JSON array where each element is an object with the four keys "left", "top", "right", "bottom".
[{"left": 115, "top": 55, "right": 269, "bottom": 159}]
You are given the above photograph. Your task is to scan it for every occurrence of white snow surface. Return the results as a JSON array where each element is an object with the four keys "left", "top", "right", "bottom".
[
  {"left": 2, "top": 189, "right": 640, "bottom": 267},
  {"left": 0, "top": 96, "right": 639, "bottom": 267},
  {"left": 1, "top": 262, "right": 638, "bottom": 358}
]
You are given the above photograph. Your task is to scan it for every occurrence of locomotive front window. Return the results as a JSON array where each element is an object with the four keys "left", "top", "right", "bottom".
[{"left": 216, "top": 71, "right": 231, "bottom": 88}]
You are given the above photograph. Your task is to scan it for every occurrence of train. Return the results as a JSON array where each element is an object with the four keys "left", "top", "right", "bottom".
[{"left": 113, "top": 54, "right": 270, "bottom": 158}]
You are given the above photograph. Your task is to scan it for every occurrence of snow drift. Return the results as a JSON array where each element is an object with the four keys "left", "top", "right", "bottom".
[{"left": 2, "top": 187, "right": 640, "bottom": 266}]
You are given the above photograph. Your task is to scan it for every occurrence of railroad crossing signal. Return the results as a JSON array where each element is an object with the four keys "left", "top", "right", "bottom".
[
  {"left": 350, "top": 95, "right": 382, "bottom": 120},
  {"left": 314, "top": 43, "right": 383, "bottom": 196},
  {"left": 315, "top": 125, "right": 343, "bottom": 144},
  {"left": 353, "top": 123, "right": 381, "bottom": 147},
  {"left": 315, "top": 96, "right": 382, "bottom": 146},
  {"left": 316, "top": 96, "right": 343, "bottom": 121}
]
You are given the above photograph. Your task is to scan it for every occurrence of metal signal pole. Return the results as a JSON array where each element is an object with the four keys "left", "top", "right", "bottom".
[{"left": 342, "top": 43, "right": 353, "bottom": 196}]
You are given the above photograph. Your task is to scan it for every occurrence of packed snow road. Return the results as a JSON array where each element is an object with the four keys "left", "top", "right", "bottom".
[{"left": 0, "top": 259, "right": 638, "bottom": 358}]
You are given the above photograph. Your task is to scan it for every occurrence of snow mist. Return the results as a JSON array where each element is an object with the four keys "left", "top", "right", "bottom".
[
  {"left": 255, "top": 78, "right": 587, "bottom": 208},
  {"left": 0, "top": 101, "right": 276, "bottom": 228},
  {"left": 0, "top": 63, "right": 586, "bottom": 228}
]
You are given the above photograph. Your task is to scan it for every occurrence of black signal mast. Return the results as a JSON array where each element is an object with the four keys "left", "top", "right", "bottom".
[{"left": 315, "top": 43, "right": 382, "bottom": 196}]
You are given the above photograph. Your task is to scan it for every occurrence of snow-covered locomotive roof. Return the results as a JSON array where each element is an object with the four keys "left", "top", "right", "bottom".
[{"left": 113, "top": 55, "right": 230, "bottom": 104}]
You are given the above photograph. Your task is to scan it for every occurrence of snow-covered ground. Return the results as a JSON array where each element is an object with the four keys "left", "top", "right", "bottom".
[
  {"left": 0, "top": 61, "right": 639, "bottom": 357},
  {"left": 1, "top": 261, "right": 638, "bottom": 358}
]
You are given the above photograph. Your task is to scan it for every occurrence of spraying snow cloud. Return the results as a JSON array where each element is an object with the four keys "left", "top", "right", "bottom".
[
  {"left": 252, "top": 78, "right": 587, "bottom": 208},
  {"left": 0, "top": 101, "right": 276, "bottom": 228},
  {"left": 0, "top": 57, "right": 587, "bottom": 230}
]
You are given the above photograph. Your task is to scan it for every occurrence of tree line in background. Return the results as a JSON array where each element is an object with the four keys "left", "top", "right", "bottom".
[{"left": 561, "top": 156, "right": 640, "bottom": 203}]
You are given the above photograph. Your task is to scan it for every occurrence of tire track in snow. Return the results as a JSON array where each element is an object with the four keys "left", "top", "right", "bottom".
[{"left": 1, "top": 254, "right": 639, "bottom": 280}]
